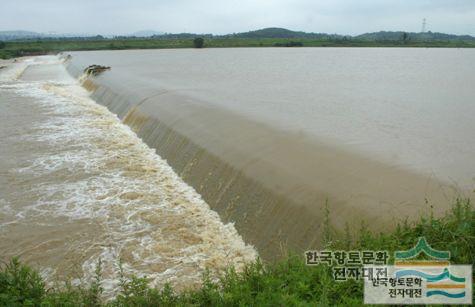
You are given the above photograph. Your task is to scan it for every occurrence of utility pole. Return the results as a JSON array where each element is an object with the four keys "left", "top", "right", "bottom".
[{"left": 421, "top": 18, "right": 427, "bottom": 33}]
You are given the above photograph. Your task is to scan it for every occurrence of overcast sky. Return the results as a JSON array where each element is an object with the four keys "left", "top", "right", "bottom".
[{"left": 1, "top": 0, "right": 474, "bottom": 36}]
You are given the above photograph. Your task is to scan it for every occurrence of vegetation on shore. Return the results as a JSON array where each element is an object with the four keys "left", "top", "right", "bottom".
[
  {"left": 1, "top": 198, "right": 473, "bottom": 306},
  {"left": 1, "top": 27, "right": 474, "bottom": 59},
  {"left": 192, "top": 37, "right": 205, "bottom": 49},
  {"left": 1, "top": 36, "right": 475, "bottom": 60}
]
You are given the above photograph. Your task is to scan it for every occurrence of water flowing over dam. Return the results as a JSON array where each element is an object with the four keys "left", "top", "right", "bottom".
[
  {"left": 64, "top": 48, "right": 475, "bottom": 259},
  {"left": 0, "top": 57, "right": 256, "bottom": 295},
  {"left": 0, "top": 48, "right": 474, "bottom": 292}
]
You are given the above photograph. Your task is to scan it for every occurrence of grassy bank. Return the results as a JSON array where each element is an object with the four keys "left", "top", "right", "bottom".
[
  {"left": 1, "top": 37, "right": 475, "bottom": 59},
  {"left": 1, "top": 198, "right": 473, "bottom": 306}
]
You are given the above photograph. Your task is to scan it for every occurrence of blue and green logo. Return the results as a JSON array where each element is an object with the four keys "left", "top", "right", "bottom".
[{"left": 395, "top": 237, "right": 466, "bottom": 300}]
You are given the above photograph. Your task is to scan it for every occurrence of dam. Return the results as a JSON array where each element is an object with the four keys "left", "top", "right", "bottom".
[
  {"left": 0, "top": 48, "right": 474, "bottom": 291},
  {"left": 64, "top": 48, "right": 475, "bottom": 258}
]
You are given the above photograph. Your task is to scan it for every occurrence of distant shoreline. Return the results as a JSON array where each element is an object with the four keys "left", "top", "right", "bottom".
[{"left": 2, "top": 37, "right": 475, "bottom": 59}]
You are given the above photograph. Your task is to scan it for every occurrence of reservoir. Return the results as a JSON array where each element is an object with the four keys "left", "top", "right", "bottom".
[
  {"left": 66, "top": 48, "right": 475, "bottom": 257},
  {"left": 68, "top": 48, "right": 475, "bottom": 189}
]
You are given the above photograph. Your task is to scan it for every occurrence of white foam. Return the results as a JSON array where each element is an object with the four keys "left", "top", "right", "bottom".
[{"left": 0, "top": 56, "right": 257, "bottom": 298}]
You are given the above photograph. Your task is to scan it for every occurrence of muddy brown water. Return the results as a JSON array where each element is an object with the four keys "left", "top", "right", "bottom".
[
  {"left": 0, "top": 57, "right": 256, "bottom": 296},
  {"left": 0, "top": 48, "right": 474, "bottom": 293}
]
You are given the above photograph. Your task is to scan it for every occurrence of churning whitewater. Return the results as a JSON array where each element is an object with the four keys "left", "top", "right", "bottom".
[{"left": 0, "top": 56, "right": 256, "bottom": 296}]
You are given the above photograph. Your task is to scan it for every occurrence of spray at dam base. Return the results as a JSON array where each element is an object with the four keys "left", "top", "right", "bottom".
[{"left": 0, "top": 56, "right": 256, "bottom": 297}]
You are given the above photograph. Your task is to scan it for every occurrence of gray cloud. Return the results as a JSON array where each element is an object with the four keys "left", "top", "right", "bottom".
[{"left": 1, "top": 0, "right": 474, "bottom": 35}]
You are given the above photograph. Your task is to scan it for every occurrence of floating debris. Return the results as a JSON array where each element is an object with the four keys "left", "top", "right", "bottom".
[{"left": 84, "top": 64, "right": 111, "bottom": 76}]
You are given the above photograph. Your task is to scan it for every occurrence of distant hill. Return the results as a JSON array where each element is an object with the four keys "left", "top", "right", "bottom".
[
  {"left": 149, "top": 33, "right": 214, "bottom": 39},
  {"left": 0, "top": 30, "right": 100, "bottom": 41},
  {"left": 356, "top": 31, "right": 475, "bottom": 41},
  {"left": 129, "top": 30, "right": 165, "bottom": 37},
  {"left": 224, "top": 27, "right": 341, "bottom": 39},
  {"left": 0, "top": 30, "right": 45, "bottom": 41},
  {"left": 1, "top": 28, "right": 474, "bottom": 42}
]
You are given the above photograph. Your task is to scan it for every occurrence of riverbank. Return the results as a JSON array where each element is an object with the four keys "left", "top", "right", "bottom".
[
  {"left": 1, "top": 37, "right": 475, "bottom": 59},
  {"left": 1, "top": 198, "right": 473, "bottom": 305}
]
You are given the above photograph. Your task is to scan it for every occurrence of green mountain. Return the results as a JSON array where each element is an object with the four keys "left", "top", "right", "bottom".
[
  {"left": 1, "top": 28, "right": 474, "bottom": 42},
  {"left": 224, "top": 27, "right": 340, "bottom": 39},
  {"left": 356, "top": 31, "right": 475, "bottom": 41},
  {"left": 222, "top": 28, "right": 474, "bottom": 42}
]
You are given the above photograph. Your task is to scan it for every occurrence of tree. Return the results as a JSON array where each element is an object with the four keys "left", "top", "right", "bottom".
[
  {"left": 401, "top": 32, "right": 409, "bottom": 44},
  {"left": 193, "top": 37, "right": 204, "bottom": 48},
  {"left": 0, "top": 41, "right": 5, "bottom": 49}
]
